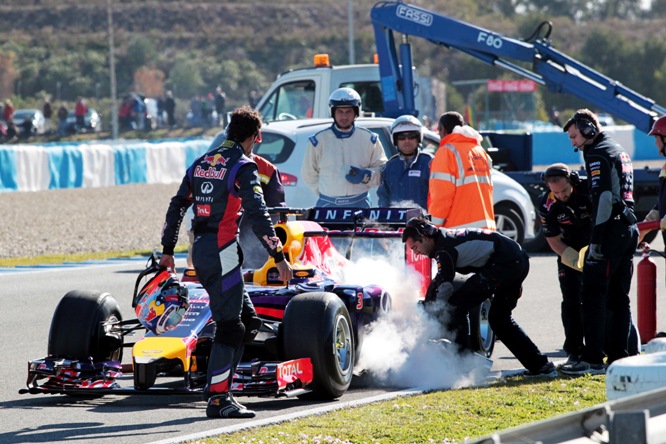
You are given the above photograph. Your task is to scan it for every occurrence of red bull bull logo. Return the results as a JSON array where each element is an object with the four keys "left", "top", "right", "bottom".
[{"left": 203, "top": 153, "right": 228, "bottom": 167}]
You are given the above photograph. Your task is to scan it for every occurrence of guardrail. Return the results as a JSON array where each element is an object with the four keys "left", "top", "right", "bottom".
[{"left": 0, "top": 138, "right": 212, "bottom": 192}]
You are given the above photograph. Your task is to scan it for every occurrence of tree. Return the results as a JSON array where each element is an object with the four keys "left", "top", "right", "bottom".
[{"left": 0, "top": 51, "right": 18, "bottom": 100}]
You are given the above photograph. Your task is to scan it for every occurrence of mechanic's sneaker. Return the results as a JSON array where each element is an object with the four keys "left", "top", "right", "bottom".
[
  {"left": 559, "top": 360, "right": 605, "bottom": 376},
  {"left": 523, "top": 361, "right": 558, "bottom": 378},
  {"left": 206, "top": 394, "right": 255, "bottom": 419},
  {"left": 557, "top": 354, "right": 581, "bottom": 369}
]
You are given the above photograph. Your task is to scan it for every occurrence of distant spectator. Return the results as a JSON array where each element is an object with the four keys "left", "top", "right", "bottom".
[
  {"left": 3, "top": 99, "right": 14, "bottom": 123},
  {"left": 57, "top": 103, "right": 68, "bottom": 136},
  {"left": 118, "top": 95, "right": 133, "bottom": 131},
  {"left": 248, "top": 90, "right": 259, "bottom": 108},
  {"left": 20, "top": 116, "right": 33, "bottom": 140},
  {"left": 133, "top": 94, "right": 146, "bottom": 130},
  {"left": 43, "top": 97, "right": 53, "bottom": 134},
  {"left": 165, "top": 90, "right": 176, "bottom": 127},
  {"left": 4, "top": 118, "right": 17, "bottom": 142},
  {"left": 215, "top": 87, "right": 227, "bottom": 126},
  {"left": 190, "top": 95, "right": 202, "bottom": 127},
  {"left": 74, "top": 97, "right": 87, "bottom": 133},
  {"left": 156, "top": 96, "right": 165, "bottom": 127}
]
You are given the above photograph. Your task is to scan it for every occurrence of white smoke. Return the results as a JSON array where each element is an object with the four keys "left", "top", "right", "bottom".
[{"left": 341, "top": 243, "right": 492, "bottom": 390}]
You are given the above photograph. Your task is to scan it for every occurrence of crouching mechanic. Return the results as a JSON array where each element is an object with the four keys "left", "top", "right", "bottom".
[
  {"left": 402, "top": 217, "right": 557, "bottom": 377},
  {"left": 159, "top": 106, "right": 293, "bottom": 419},
  {"left": 377, "top": 115, "right": 433, "bottom": 209},
  {"left": 301, "top": 87, "right": 387, "bottom": 208}
]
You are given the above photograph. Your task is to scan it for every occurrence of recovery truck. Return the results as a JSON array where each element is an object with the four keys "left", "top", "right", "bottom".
[{"left": 369, "top": 0, "right": 665, "bottom": 248}]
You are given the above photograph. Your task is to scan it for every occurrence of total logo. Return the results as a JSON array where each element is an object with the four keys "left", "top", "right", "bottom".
[
  {"left": 201, "top": 182, "right": 214, "bottom": 194},
  {"left": 278, "top": 360, "right": 303, "bottom": 379}
]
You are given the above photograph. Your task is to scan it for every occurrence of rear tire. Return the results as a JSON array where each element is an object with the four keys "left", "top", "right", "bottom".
[
  {"left": 48, "top": 290, "right": 123, "bottom": 362},
  {"left": 494, "top": 204, "right": 525, "bottom": 245},
  {"left": 282, "top": 292, "right": 354, "bottom": 400},
  {"left": 469, "top": 299, "right": 495, "bottom": 358}
]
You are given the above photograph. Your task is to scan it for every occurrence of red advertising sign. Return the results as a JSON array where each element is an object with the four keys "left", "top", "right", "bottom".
[{"left": 486, "top": 79, "right": 537, "bottom": 93}]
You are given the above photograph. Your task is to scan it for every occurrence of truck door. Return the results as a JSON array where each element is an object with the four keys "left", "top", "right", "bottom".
[{"left": 257, "top": 80, "right": 316, "bottom": 122}]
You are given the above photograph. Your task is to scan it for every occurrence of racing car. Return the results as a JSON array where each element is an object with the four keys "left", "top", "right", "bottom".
[{"left": 19, "top": 207, "right": 398, "bottom": 401}]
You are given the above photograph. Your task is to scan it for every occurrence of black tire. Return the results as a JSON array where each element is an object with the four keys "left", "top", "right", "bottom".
[
  {"left": 469, "top": 299, "right": 495, "bottom": 358},
  {"left": 494, "top": 204, "right": 525, "bottom": 245},
  {"left": 48, "top": 290, "right": 123, "bottom": 362},
  {"left": 282, "top": 292, "right": 354, "bottom": 400}
]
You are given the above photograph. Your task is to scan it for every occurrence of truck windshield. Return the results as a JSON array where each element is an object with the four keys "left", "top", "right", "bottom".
[
  {"left": 258, "top": 80, "right": 315, "bottom": 122},
  {"left": 339, "top": 81, "right": 384, "bottom": 116}
]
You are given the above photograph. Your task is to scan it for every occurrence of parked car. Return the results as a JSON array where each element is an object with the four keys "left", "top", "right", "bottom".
[
  {"left": 12, "top": 109, "right": 46, "bottom": 135},
  {"left": 66, "top": 108, "right": 102, "bottom": 133},
  {"left": 244, "top": 117, "right": 536, "bottom": 244}
]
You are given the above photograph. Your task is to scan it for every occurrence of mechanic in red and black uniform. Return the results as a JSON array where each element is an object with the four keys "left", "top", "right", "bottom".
[
  {"left": 160, "top": 106, "right": 293, "bottom": 419},
  {"left": 538, "top": 163, "right": 591, "bottom": 365},
  {"left": 560, "top": 109, "right": 638, "bottom": 375},
  {"left": 402, "top": 217, "right": 557, "bottom": 377}
]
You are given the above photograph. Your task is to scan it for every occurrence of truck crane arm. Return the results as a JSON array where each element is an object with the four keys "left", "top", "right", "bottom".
[{"left": 371, "top": 1, "right": 666, "bottom": 133}]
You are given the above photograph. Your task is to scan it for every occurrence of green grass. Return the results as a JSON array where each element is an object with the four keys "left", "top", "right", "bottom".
[
  {"left": 195, "top": 375, "right": 607, "bottom": 444},
  {"left": 0, "top": 246, "right": 188, "bottom": 267}
]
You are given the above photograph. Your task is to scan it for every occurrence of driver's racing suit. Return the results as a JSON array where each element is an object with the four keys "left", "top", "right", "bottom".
[
  {"left": 425, "top": 228, "right": 551, "bottom": 373},
  {"left": 161, "top": 138, "right": 285, "bottom": 397}
]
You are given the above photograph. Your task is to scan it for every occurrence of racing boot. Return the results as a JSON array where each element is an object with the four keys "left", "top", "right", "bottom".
[{"left": 206, "top": 393, "right": 255, "bottom": 418}]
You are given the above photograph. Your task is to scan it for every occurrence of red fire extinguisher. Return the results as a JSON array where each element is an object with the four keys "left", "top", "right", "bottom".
[{"left": 637, "top": 243, "right": 657, "bottom": 344}]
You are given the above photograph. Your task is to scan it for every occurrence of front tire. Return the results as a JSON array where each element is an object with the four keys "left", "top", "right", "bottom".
[
  {"left": 282, "top": 292, "right": 354, "bottom": 399},
  {"left": 494, "top": 204, "right": 525, "bottom": 245},
  {"left": 48, "top": 290, "right": 123, "bottom": 362}
]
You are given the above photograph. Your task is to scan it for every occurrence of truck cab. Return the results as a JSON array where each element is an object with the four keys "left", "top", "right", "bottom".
[{"left": 256, "top": 54, "right": 442, "bottom": 123}]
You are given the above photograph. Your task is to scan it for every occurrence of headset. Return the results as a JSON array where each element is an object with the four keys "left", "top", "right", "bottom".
[
  {"left": 572, "top": 112, "right": 598, "bottom": 139},
  {"left": 404, "top": 217, "right": 438, "bottom": 240},
  {"left": 541, "top": 165, "right": 580, "bottom": 186}
]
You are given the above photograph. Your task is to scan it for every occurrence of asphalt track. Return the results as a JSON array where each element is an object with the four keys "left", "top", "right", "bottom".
[{"left": 3, "top": 244, "right": 666, "bottom": 444}]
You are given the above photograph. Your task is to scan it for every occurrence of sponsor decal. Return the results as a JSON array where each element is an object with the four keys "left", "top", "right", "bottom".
[
  {"left": 201, "top": 182, "right": 214, "bottom": 194},
  {"left": 591, "top": 170, "right": 600, "bottom": 176},
  {"left": 203, "top": 153, "right": 228, "bottom": 167},
  {"left": 278, "top": 360, "right": 302, "bottom": 380},
  {"left": 197, "top": 205, "right": 211, "bottom": 217},
  {"left": 194, "top": 165, "right": 226, "bottom": 180},
  {"left": 396, "top": 4, "right": 433, "bottom": 26},
  {"left": 544, "top": 195, "right": 556, "bottom": 211},
  {"left": 408, "top": 170, "right": 421, "bottom": 177}
]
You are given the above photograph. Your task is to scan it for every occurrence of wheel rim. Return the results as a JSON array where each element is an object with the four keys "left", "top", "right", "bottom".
[
  {"left": 334, "top": 314, "right": 353, "bottom": 376},
  {"left": 495, "top": 213, "right": 518, "bottom": 240},
  {"left": 104, "top": 314, "right": 123, "bottom": 361},
  {"left": 478, "top": 300, "right": 494, "bottom": 353}
]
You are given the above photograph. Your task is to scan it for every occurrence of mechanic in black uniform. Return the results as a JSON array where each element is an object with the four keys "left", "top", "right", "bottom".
[
  {"left": 160, "top": 106, "right": 293, "bottom": 419},
  {"left": 560, "top": 109, "right": 639, "bottom": 375},
  {"left": 641, "top": 115, "right": 666, "bottom": 245},
  {"left": 539, "top": 163, "right": 591, "bottom": 365},
  {"left": 402, "top": 217, "right": 558, "bottom": 377}
]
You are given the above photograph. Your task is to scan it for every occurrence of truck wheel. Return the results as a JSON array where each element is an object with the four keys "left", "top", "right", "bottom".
[
  {"left": 469, "top": 299, "right": 495, "bottom": 358},
  {"left": 48, "top": 290, "right": 123, "bottom": 362},
  {"left": 282, "top": 292, "right": 354, "bottom": 400},
  {"left": 494, "top": 204, "right": 525, "bottom": 245}
]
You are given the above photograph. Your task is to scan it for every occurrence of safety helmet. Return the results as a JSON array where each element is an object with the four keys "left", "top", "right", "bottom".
[
  {"left": 329, "top": 87, "right": 362, "bottom": 117},
  {"left": 390, "top": 115, "right": 423, "bottom": 145},
  {"left": 136, "top": 269, "right": 189, "bottom": 335},
  {"left": 649, "top": 116, "right": 666, "bottom": 137}
]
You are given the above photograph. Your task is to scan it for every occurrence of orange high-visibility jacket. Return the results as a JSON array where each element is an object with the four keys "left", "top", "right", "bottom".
[{"left": 428, "top": 126, "right": 496, "bottom": 230}]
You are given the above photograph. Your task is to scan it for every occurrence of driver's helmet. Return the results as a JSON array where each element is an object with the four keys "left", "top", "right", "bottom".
[
  {"left": 328, "top": 87, "right": 362, "bottom": 117},
  {"left": 390, "top": 114, "right": 423, "bottom": 145},
  {"left": 649, "top": 116, "right": 666, "bottom": 137},
  {"left": 136, "top": 269, "right": 189, "bottom": 335}
]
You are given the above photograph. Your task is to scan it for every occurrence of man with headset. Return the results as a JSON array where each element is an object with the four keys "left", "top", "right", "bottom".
[
  {"left": 560, "top": 109, "right": 638, "bottom": 375},
  {"left": 402, "top": 216, "right": 558, "bottom": 377}
]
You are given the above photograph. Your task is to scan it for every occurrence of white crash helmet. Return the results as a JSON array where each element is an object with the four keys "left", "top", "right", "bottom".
[
  {"left": 390, "top": 114, "right": 423, "bottom": 145},
  {"left": 135, "top": 269, "right": 189, "bottom": 335},
  {"left": 329, "top": 87, "right": 362, "bottom": 117}
]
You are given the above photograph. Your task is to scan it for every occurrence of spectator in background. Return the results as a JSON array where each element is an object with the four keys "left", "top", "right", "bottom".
[
  {"left": 165, "top": 90, "right": 176, "bottom": 128},
  {"left": 74, "top": 97, "right": 87, "bottom": 133},
  {"left": 215, "top": 87, "right": 227, "bottom": 127},
  {"left": 133, "top": 94, "right": 146, "bottom": 130},
  {"left": 19, "top": 115, "right": 33, "bottom": 140},
  {"left": 248, "top": 90, "right": 259, "bottom": 108},
  {"left": 378, "top": 115, "right": 432, "bottom": 209},
  {"left": 43, "top": 97, "right": 53, "bottom": 134},
  {"left": 118, "top": 95, "right": 133, "bottom": 131},
  {"left": 57, "top": 103, "right": 68, "bottom": 136},
  {"left": 3, "top": 99, "right": 14, "bottom": 123}
]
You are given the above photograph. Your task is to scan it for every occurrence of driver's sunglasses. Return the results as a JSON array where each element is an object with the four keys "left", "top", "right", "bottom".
[
  {"left": 254, "top": 130, "right": 262, "bottom": 143},
  {"left": 396, "top": 132, "right": 419, "bottom": 141}
]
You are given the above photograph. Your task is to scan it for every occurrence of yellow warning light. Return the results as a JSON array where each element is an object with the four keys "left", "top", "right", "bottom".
[
  {"left": 314, "top": 54, "right": 330, "bottom": 67},
  {"left": 373, "top": 53, "right": 379, "bottom": 64}
]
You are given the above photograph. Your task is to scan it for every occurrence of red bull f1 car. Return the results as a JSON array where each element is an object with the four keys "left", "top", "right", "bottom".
[{"left": 20, "top": 208, "right": 415, "bottom": 400}]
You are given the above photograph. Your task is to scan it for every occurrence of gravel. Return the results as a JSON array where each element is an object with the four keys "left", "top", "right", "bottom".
[{"left": 0, "top": 183, "right": 190, "bottom": 259}]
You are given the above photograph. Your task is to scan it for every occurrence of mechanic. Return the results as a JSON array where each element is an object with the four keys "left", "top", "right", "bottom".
[
  {"left": 538, "top": 163, "right": 590, "bottom": 366},
  {"left": 402, "top": 217, "right": 558, "bottom": 377},
  {"left": 377, "top": 115, "right": 433, "bottom": 209},
  {"left": 429, "top": 111, "right": 495, "bottom": 229},
  {"left": 301, "top": 87, "right": 387, "bottom": 208},
  {"left": 641, "top": 115, "right": 666, "bottom": 246},
  {"left": 159, "top": 106, "right": 293, "bottom": 419},
  {"left": 186, "top": 129, "right": 286, "bottom": 269},
  {"left": 559, "top": 109, "right": 638, "bottom": 375}
]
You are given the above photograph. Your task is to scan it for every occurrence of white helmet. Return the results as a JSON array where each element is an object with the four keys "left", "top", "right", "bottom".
[
  {"left": 390, "top": 114, "right": 423, "bottom": 145},
  {"left": 329, "top": 87, "right": 362, "bottom": 117}
]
